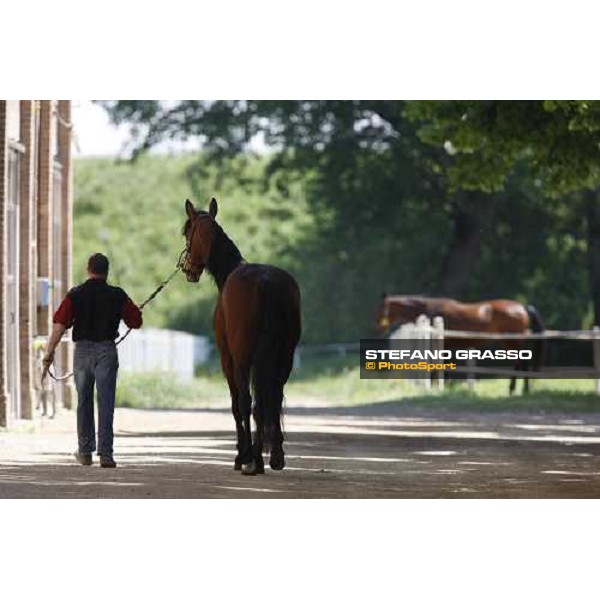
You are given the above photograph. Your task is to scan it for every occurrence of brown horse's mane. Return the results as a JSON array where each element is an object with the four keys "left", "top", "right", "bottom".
[{"left": 183, "top": 211, "right": 244, "bottom": 289}]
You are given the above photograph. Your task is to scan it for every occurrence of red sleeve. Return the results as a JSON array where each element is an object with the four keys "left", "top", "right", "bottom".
[
  {"left": 122, "top": 297, "right": 143, "bottom": 329},
  {"left": 53, "top": 296, "right": 74, "bottom": 328}
]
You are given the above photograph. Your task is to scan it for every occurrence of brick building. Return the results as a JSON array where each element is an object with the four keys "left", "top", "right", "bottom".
[{"left": 0, "top": 100, "right": 74, "bottom": 427}]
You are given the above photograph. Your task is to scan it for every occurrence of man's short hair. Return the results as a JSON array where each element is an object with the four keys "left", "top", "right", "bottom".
[{"left": 88, "top": 253, "right": 109, "bottom": 276}]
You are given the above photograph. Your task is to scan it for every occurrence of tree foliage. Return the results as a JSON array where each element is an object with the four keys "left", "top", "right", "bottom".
[
  {"left": 94, "top": 100, "right": 600, "bottom": 337},
  {"left": 404, "top": 101, "right": 600, "bottom": 197}
]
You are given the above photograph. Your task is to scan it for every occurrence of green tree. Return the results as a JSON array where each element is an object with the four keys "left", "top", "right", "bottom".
[
  {"left": 404, "top": 101, "right": 600, "bottom": 197},
  {"left": 98, "top": 101, "right": 599, "bottom": 334},
  {"left": 405, "top": 100, "right": 600, "bottom": 324},
  {"left": 102, "top": 101, "right": 463, "bottom": 339}
]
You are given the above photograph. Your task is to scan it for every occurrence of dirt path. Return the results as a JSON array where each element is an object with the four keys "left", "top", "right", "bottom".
[{"left": 2, "top": 402, "right": 600, "bottom": 498}]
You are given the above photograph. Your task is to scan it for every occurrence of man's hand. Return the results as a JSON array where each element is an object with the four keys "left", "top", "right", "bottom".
[
  {"left": 41, "top": 351, "right": 54, "bottom": 383},
  {"left": 41, "top": 323, "right": 67, "bottom": 383}
]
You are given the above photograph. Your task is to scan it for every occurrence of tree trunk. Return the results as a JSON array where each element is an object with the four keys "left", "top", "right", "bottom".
[
  {"left": 585, "top": 190, "right": 600, "bottom": 326},
  {"left": 438, "top": 191, "right": 497, "bottom": 298}
]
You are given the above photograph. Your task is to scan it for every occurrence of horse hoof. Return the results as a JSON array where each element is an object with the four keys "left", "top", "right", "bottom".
[
  {"left": 269, "top": 453, "right": 285, "bottom": 471},
  {"left": 241, "top": 462, "right": 258, "bottom": 476}
]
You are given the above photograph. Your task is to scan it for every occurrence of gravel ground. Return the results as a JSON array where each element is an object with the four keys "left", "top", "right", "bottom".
[{"left": 2, "top": 402, "right": 600, "bottom": 498}]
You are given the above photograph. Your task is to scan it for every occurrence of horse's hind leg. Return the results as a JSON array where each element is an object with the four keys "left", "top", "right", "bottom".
[
  {"left": 269, "top": 383, "right": 285, "bottom": 471},
  {"left": 251, "top": 402, "right": 265, "bottom": 474},
  {"left": 269, "top": 350, "right": 294, "bottom": 471}
]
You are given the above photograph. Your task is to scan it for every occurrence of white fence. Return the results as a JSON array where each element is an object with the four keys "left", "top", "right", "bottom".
[
  {"left": 117, "top": 325, "right": 210, "bottom": 381},
  {"left": 391, "top": 314, "right": 446, "bottom": 390}
]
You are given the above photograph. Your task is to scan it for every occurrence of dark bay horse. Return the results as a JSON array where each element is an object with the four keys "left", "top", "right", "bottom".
[
  {"left": 181, "top": 198, "right": 301, "bottom": 475},
  {"left": 375, "top": 294, "right": 545, "bottom": 393}
]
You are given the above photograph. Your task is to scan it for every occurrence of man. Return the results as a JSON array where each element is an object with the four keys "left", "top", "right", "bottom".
[{"left": 43, "top": 253, "right": 143, "bottom": 468}]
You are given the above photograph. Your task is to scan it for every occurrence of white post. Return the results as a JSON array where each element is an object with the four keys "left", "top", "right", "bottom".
[
  {"left": 432, "top": 316, "right": 445, "bottom": 391},
  {"left": 594, "top": 326, "right": 600, "bottom": 396},
  {"left": 467, "top": 357, "right": 476, "bottom": 392},
  {"left": 416, "top": 314, "right": 431, "bottom": 390}
]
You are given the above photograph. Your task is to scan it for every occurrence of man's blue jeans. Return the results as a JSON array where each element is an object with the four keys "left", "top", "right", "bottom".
[{"left": 74, "top": 341, "right": 119, "bottom": 457}]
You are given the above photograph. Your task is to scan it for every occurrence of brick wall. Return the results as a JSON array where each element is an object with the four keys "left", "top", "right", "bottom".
[
  {"left": 0, "top": 101, "right": 8, "bottom": 426},
  {"left": 18, "top": 101, "right": 37, "bottom": 419},
  {"left": 1, "top": 100, "right": 74, "bottom": 426},
  {"left": 57, "top": 100, "right": 75, "bottom": 409},
  {"left": 37, "top": 101, "right": 54, "bottom": 337}
]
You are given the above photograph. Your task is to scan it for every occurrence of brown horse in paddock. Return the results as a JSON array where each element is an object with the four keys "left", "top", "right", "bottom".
[
  {"left": 374, "top": 294, "right": 545, "bottom": 394},
  {"left": 181, "top": 198, "right": 301, "bottom": 475}
]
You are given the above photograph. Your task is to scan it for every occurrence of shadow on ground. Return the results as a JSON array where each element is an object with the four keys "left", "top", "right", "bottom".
[{"left": 2, "top": 404, "right": 600, "bottom": 498}]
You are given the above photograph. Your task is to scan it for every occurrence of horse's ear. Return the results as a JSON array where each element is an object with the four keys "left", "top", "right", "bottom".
[
  {"left": 208, "top": 197, "right": 218, "bottom": 219},
  {"left": 185, "top": 199, "right": 195, "bottom": 219}
]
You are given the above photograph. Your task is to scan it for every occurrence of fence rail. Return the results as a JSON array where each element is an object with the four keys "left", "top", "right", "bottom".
[
  {"left": 407, "top": 327, "right": 600, "bottom": 341},
  {"left": 388, "top": 316, "right": 600, "bottom": 393}
]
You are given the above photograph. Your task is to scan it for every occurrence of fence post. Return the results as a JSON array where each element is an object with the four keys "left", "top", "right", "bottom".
[
  {"left": 432, "top": 316, "right": 445, "bottom": 391},
  {"left": 416, "top": 314, "right": 431, "bottom": 390},
  {"left": 594, "top": 326, "right": 600, "bottom": 396},
  {"left": 466, "top": 357, "right": 476, "bottom": 392}
]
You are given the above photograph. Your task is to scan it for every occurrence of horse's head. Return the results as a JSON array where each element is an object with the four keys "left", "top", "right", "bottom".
[
  {"left": 374, "top": 292, "right": 392, "bottom": 335},
  {"left": 374, "top": 294, "right": 422, "bottom": 335},
  {"left": 181, "top": 198, "right": 218, "bottom": 282}
]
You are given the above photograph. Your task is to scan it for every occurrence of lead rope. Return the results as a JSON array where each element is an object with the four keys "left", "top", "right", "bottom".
[
  {"left": 46, "top": 250, "right": 187, "bottom": 383},
  {"left": 110, "top": 263, "right": 183, "bottom": 347}
]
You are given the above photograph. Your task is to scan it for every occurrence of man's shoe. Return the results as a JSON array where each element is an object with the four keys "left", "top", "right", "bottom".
[
  {"left": 100, "top": 456, "right": 117, "bottom": 468},
  {"left": 74, "top": 451, "right": 93, "bottom": 466}
]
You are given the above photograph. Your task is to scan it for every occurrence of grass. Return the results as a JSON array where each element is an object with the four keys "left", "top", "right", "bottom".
[
  {"left": 116, "top": 371, "right": 228, "bottom": 409},
  {"left": 408, "top": 381, "right": 600, "bottom": 413},
  {"left": 115, "top": 354, "right": 600, "bottom": 414},
  {"left": 0, "top": 423, "right": 37, "bottom": 434}
]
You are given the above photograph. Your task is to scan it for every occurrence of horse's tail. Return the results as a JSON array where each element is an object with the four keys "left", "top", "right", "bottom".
[
  {"left": 526, "top": 304, "right": 545, "bottom": 333},
  {"left": 252, "top": 278, "right": 299, "bottom": 454},
  {"left": 526, "top": 304, "right": 546, "bottom": 372}
]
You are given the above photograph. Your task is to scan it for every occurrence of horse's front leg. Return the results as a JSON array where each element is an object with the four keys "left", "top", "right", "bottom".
[
  {"left": 509, "top": 372, "right": 517, "bottom": 396},
  {"left": 234, "top": 364, "right": 262, "bottom": 475},
  {"left": 509, "top": 345, "right": 521, "bottom": 396},
  {"left": 522, "top": 359, "right": 530, "bottom": 395},
  {"left": 217, "top": 333, "right": 245, "bottom": 470},
  {"left": 224, "top": 370, "right": 244, "bottom": 471}
]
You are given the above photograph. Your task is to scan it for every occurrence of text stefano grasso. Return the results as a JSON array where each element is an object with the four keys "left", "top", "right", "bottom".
[{"left": 364, "top": 349, "right": 533, "bottom": 361}]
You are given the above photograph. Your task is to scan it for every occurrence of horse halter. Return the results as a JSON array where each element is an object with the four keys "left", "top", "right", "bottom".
[
  {"left": 379, "top": 298, "right": 391, "bottom": 329},
  {"left": 179, "top": 211, "right": 209, "bottom": 279}
]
